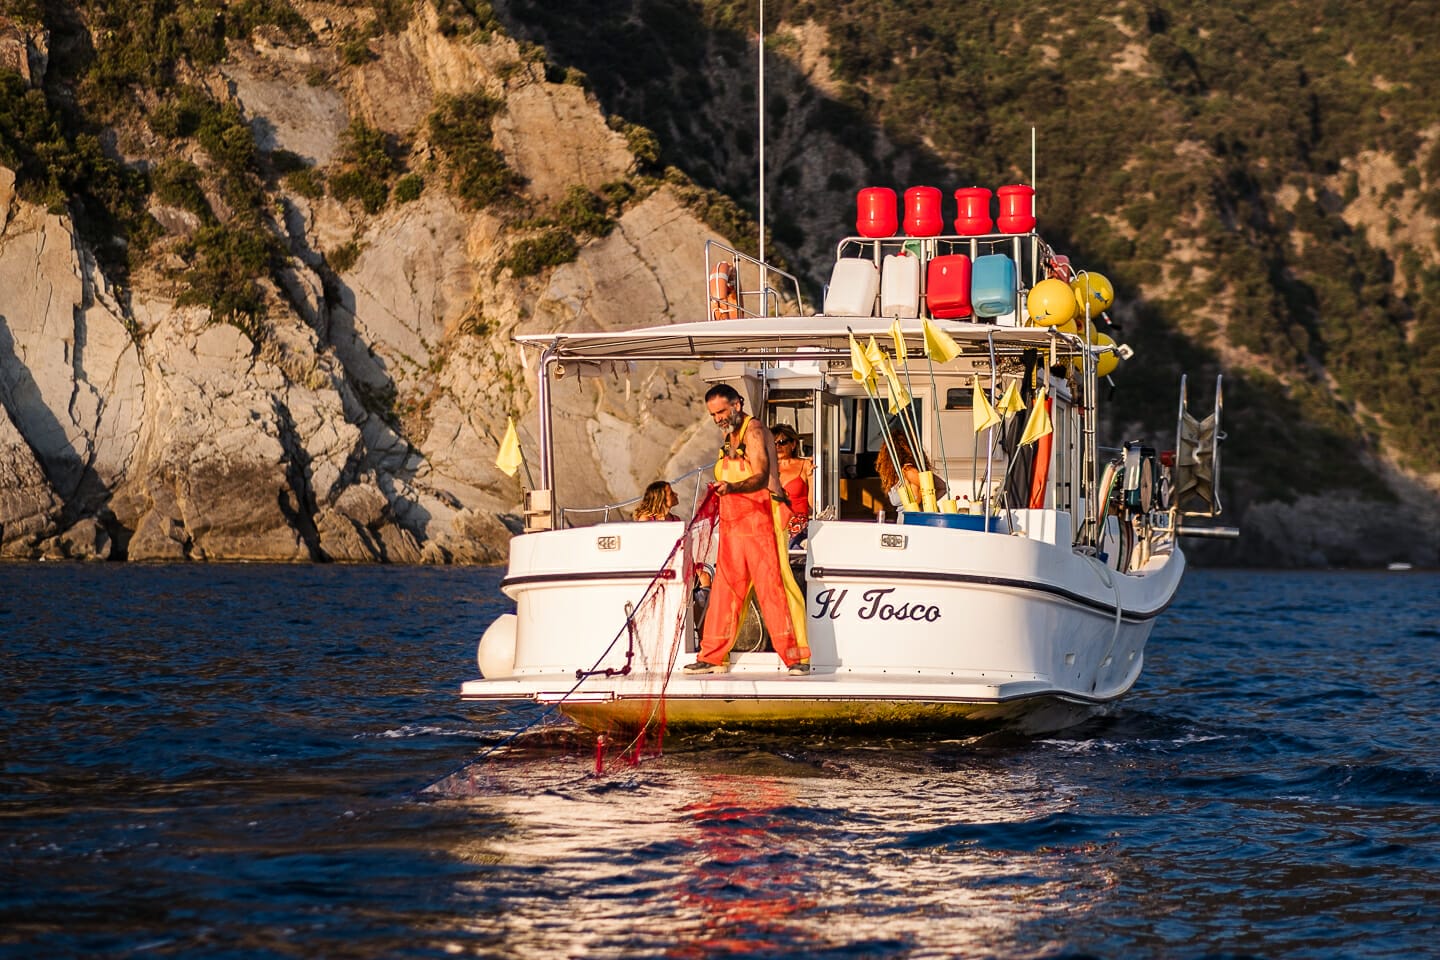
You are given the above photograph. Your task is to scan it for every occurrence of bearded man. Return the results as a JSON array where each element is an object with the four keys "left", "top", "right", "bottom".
[{"left": 683, "top": 384, "right": 811, "bottom": 676}]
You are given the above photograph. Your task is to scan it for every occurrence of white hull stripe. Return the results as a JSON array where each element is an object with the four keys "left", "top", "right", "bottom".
[{"left": 502, "top": 569, "right": 673, "bottom": 589}]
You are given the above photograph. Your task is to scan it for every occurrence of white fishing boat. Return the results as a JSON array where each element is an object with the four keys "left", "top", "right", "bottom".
[{"left": 462, "top": 184, "right": 1232, "bottom": 735}]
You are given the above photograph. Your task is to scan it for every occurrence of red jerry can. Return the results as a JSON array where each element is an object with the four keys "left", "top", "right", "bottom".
[{"left": 927, "top": 254, "right": 972, "bottom": 319}]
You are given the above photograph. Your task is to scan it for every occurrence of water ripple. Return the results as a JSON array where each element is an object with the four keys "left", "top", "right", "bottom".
[{"left": 1, "top": 566, "right": 1438, "bottom": 959}]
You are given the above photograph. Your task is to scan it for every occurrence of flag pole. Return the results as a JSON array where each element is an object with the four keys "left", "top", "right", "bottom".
[
  {"left": 850, "top": 330, "right": 915, "bottom": 512},
  {"left": 923, "top": 347, "right": 953, "bottom": 499},
  {"left": 520, "top": 451, "right": 536, "bottom": 491},
  {"left": 920, "top": 316, "right": 969, "bottom": 504},
  {"left": 889, "top": 320, "right": 925, "bottom": 470},
  {"left": 880, "top": 324, "right": 925, "bottom": 475}
]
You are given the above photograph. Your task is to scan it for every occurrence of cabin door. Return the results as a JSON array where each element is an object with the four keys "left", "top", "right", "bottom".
[{"left": 814, "top": 390, "right": 842, "bottom": 517}]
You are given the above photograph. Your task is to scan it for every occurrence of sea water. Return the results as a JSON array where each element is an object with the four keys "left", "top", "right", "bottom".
[{"left": 1, "top": 564, "right": 1437, "bottom": 959}]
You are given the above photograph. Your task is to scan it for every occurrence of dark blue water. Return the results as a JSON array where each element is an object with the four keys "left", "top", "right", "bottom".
[{"left": 2, "top": 565, "right": 1437, "bottom": 959}]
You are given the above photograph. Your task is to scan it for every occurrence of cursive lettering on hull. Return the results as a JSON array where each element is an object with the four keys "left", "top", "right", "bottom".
[{"left": 812, "top": 586, "right": 941, "bottom": 623}]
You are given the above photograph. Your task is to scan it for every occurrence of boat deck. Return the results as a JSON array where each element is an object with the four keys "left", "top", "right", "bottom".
[
  {"left": 460, "top": 670, "right": 1112, "bottom": 734},
  {"left": 462, "top": 669, "right": 1066, "bottom": 704}
]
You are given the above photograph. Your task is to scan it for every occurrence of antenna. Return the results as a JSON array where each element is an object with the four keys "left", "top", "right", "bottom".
[
  {"left": 758, "top": 0, "right": 766, "bottom": 265},
  {"left": 1031, "top": 126, "right": 1036, "bottom": 221}
]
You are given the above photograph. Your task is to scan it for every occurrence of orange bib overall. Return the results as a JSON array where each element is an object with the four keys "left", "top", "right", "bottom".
[{"left": 699, "top": 417, "right": 811, "bottom": 667}]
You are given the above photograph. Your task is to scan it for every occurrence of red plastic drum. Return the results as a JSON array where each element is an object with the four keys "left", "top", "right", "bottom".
[
  {"left": 903, "top": 186, "right": 943, "bottom": 237},
  {"left": 997, "top": 184, "right": 1036, "bottom": 234},
  {"left": 953, "top": 186, "right": 993, "bottom": 236},
  {"left": 856, "top": 187, "right": 898, "bottom": 238}
]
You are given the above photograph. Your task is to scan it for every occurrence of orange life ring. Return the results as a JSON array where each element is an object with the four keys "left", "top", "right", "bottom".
[{"left": 709, "top": 261, "right": 739, "bottom": 321}]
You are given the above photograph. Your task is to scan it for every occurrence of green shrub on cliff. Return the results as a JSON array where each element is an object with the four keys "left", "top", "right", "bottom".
[
  {"left": 499, "top": 230, "right": 578, "bottom": 277},
  {"left": 177, "top": 222, "right": 278, "bottom": 331},
  {"left": 433, "top": 0, "right": 502, "bottom": 38},
  {"left": 553, "top": 185, "right": 615, "bottom": 237},
  {"left": 394, "top": 174, "right": 424, "bottom": 203},
  {"left": 81, "top": 0, "right": 308, "bottom": 114},
  {"left": 0, "top": 72, "right": 155, "bottom": 273},
  {"left": 329, "top": 120, "right": 403, "bottom": 214},
  {"left": 151, "top": 158, "right": 215, "bottom": 223},
  {"left": 427, "top": 92, "right": 524, "bottom": 209}
]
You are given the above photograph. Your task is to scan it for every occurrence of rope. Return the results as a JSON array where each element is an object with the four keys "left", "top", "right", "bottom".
[{"left": 433, "top": 487, "right": 720, "bottom": 785}]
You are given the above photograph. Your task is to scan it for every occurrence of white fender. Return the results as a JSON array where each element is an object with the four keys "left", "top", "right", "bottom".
[{"left": 476, "top": 614, "right": 517, "bottom": 679}]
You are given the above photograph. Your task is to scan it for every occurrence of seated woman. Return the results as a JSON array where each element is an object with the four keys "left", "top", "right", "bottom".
[
  {"left": 632, "top": 480, "right": 680, "bottom": 521},
  {"left": 634, "top": 479, "right": 713, "bottom": 615},
  {"left": 771, "top": 424, "right": 812, "bottom": 547},
  {"left": 876, "top": 427, "right": 946, "bottom": 513}
]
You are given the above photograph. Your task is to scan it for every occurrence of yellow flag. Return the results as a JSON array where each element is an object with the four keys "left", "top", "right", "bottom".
[
  {"left": 495, "top": 416, "right": 524, "bottom": 477},
  {"left": 921, "top": 317, "right": 962, "bottom": 363},
  {"left": 972, "top": 379, "right": 1001, "bottom": 433},
  {"left": 1020, "top": 387, "right": 1054, "bottom": 445},
  {"left": 879, "top": 352, "right": 911, "bottom": 414},
  {"left": 889, "top": 317, "right": 908, "bottom": 367},
  {"left": 865, "top": 335, "right": 885, "bottom": 372},
  {"left": 848, "top": 333, "right": 873, "bottom": 387},
  {"left": 998, "top": 380, "right": 1025, "bottom": 416}
]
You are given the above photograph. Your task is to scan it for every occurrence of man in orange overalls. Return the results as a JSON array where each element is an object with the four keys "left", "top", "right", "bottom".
[{"left": 683, "top": 384, "right": 811, "bottom": 676}]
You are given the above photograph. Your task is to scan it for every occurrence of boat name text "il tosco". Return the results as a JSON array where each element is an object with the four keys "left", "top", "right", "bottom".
[{"left": 811, "top": 587, "right": 942, "bottom": 623}]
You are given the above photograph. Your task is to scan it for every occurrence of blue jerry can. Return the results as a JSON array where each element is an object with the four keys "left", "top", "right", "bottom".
[{"left": 971, "top": 254, "right": 1016, "bottom": 318}]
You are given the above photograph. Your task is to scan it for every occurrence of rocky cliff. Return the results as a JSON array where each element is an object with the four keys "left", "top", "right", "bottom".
[
  {"left": 0, "top": 2, "right": 734, "bottom": 561},
  {"left": 2, "top": 1, "right": 1439, "bottom": 567}
]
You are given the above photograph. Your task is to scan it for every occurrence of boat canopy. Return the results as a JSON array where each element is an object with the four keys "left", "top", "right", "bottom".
[{"left": 515, "top": 315, "right": 1085, "bottom": 364}]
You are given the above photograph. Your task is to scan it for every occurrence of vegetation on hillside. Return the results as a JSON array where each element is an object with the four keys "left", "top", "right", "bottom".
[
  {"left": 427, "top": 92, "right": 526, "bottom": 209},
  {"left": 494, "top": 0, "right": 1440, "bottom": 511},
  {"left": 3, "top": 0, "right": 1438, "bottom": 520},
  {"left": 0, "top": 0, "right": 538, "bottom": 336}
]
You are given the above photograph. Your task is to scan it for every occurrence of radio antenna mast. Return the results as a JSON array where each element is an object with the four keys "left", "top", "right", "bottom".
[{"left": 758, "top": 0, "right": 766, "bottom": 265}]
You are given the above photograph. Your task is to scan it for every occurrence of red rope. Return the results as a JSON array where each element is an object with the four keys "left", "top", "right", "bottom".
[{"left": 590, "top": 486, "right": 720, "bottom": 774}]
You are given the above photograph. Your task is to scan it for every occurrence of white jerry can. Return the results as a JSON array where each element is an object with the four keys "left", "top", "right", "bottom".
[
  {"left": 823, "top": 258, "right": 880, "bottom": 316},
  {"left": 879, "top": 253, "right": 921, "bottom": 318}
]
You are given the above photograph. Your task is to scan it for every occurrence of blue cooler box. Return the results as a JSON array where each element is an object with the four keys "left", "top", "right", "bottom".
[{"left": 900, "top": 511, "right": 1004, "bottom": 532}]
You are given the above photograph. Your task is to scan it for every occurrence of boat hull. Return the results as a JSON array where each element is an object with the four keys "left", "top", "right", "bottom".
[
  {"left": 462, "top": 514, "right": 1184, "bottom": 735},
  {"left": 561, "top": 684, "right": 1110, "bottom": 736}
]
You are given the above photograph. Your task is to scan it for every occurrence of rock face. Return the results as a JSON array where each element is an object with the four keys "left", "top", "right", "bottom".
[
  {"left": 0, "top": 12, "right": 731, "bottom": 563},
  {"left": 2, "top": 9, "right": 1437, "bottom": 568}
]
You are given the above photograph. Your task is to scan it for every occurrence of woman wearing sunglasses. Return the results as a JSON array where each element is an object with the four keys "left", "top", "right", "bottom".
[{"left": 771, "top": 424, "right": 812, "bottom": 548}]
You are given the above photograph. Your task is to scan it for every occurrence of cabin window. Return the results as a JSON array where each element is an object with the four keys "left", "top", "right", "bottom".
[
  {"left": 839, "top": 397, "right": 856, "bottom": 453},
  {"left": 860, "top": 399, "right": 922, "bottom": 453},
  {"left": 766, "top": 389, "right": 816, "bottom": 455}
]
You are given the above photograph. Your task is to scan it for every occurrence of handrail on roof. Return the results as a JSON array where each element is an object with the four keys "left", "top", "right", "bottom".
[{"left": 705, "top": 239, "right": 806, "bottom": 320}]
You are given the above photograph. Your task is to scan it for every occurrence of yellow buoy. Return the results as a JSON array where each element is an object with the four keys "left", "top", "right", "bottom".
[
  {"left": 1026, "top": 278, "right": 1077, "bottom": 327},
  {"left": 1071, "top": 272, "right": 1114, "bottom": 317},
  {"left": 1072, "top": 332, "right": 1120, "bottom": 377}
]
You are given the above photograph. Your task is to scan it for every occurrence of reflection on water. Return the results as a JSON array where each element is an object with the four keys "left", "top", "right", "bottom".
[
  {"left": 4, "top": 567, "right": 1438, "bottom": 959},
  {"left": 429, "top": 737, "right": 1112, "bottom": 958}
]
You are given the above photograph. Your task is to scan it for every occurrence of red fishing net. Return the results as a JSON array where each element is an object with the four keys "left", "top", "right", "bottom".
[{"left": 592, "top": 486, "right": 720, "bottom": 771}]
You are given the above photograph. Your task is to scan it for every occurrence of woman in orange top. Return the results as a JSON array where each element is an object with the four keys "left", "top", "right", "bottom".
[{"left": 771, "top": 424, "right": 812, "bottom": 547}]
